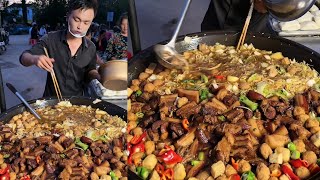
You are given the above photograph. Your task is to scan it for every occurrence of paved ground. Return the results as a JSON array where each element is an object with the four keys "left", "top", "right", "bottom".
[{"left": 0, "top": 35, "right": 46, "bottom": 111}]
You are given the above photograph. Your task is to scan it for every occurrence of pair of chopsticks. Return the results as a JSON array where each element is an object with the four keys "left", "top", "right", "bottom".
[
  {"left": 236, "top": 1, "right": 254, "bottom": 50},
  {"left": 43, "top": 47, "right": 62, "bottom": 101}
]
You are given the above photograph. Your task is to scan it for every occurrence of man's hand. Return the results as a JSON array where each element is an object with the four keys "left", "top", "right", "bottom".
[
  {"left": 33, "top": 55, "right": 55, "bottom": 72},
  {"left": 254, "top": 0, "right": 268, "bottom": 14}
]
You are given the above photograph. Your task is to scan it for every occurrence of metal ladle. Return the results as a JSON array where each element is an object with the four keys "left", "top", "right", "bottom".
[
  {"left": 154, "top": 0, "right": 192, "bottom": 70},
  {"left": 6, "top": 83, "right": 41, "bottom": 120}
]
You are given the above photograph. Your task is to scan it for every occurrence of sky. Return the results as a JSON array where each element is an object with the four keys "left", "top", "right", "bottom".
[{"left": 8, "top": 0, "right": 33, "bottom": 6}]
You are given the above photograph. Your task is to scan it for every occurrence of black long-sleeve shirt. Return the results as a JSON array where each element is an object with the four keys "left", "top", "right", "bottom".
[
  {"left": 20, "top": 30, "right": 97, "bottom": 97},
  {"left": 201, "top": 0, "right": 271, "bottom": 33}
]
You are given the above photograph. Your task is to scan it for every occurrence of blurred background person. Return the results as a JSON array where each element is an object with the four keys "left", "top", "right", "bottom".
[
  {"left": 30, "top": 24, "right": 39, "bottom": 45},
  {"left": 105, "top": 13, "right": 128, "bottom": 60},
  {"left": 39, "top": 25, "right": 47, "bottom": 38}
]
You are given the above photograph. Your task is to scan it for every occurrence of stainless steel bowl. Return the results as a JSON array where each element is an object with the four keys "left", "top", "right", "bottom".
[{"left": 265, "top": 0, "right": 316, "bottom": 21}]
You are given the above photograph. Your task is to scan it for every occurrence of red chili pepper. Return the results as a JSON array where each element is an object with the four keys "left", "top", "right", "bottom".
[
  {"left": 231, "top": 158, "right": 239, "bottom": 171},
  {"left": 36, "top": 155, "right": 41, "bottom": 164},
  {"left": 281, "top": 165, "right": 300, "bottom": 180},
  {"left": 308, "top": 163, "right": 320, "bottom": 175},
  {"left": 0, "top": 173, "right": 9, "bottom": 180},
  {"left": 158, "top": 145, "right": 183, "bottom": 165},
  {"left": 214, "top": 75, "right": 224, "bottom": 80},
  {"left": 182, "top": 119, "right": 189, "bottom": 131},
  {"left": 229, "top": 174, "right": 241, "bottom": 180},
  {"left": 161, "top": 168, "right": 174, "bottom": 180},
  {"left": 130, "top": 131, "right": 147, "bottom": 145},
  {"left": 127, "top": 142, "right": 145, "bottom": 165},
  {"left": 131, "top": 143, "right": 145, "bottom": 154},
  {"left": 155, "top": 164, "right": 173, "bottom": 180},
  {"left": 20, "top": 174, "right": 31, "bottom": 180},
  {"left": 290, "top": 159, "right": 309, "bottom": 169},
  {"left": 0, "top": 166, "right": 9, "bottom": 175}
]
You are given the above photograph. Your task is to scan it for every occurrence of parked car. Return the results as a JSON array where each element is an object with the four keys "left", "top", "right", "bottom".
[{"left": 9, "top": 24, "right": 30, "bottom": 35}]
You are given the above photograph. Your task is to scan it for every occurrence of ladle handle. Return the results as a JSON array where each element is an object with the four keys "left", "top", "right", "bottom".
[
  {"left": 6, "top": 83, "right": 41, "bottom": 120},
  {"left": 167, "top": 0, "right": 192, "bottom": 47}
]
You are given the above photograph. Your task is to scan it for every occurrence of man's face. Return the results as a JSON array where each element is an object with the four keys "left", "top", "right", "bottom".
[
  {"left": 68, "top": 8, "right": 94, "bottom": 37},
  {"left": 121, "top": 18, "right": 128, "bottom": 34}
]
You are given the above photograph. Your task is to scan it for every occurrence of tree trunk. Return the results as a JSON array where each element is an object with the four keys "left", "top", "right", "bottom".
[{"left": 22, "top": 0, "right": 28, "bottom": 24}]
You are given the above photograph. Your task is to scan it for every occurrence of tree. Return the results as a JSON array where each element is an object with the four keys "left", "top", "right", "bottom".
[{"left": 21, "top": 0, "right": 27, "bottom": 24}]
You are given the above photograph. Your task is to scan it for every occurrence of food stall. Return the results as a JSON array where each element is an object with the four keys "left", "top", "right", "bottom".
[{"left": 128, "top": 0, "right": 320, "bottom": 180}]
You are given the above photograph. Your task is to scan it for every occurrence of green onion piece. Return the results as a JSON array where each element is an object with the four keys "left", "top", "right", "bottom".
[
  {"left": 136, "top": 167, "right": 142, "bottom": 174},
  {"left": 201, "top": 75, "right": 208, "bottom": 83},
  {"left": 317, "top": 158, "right": 320, "bottom": 165},
  {"left": 198, "top": 152, "right": 205, "bottom": 161},
  {"left": 3, "top": 154, "right": 9, "bottom": 159},
  {"left": 218, "top": 116, "right": 225, "bottom": 121},
  {"left": 287, "top": 142, "right": 296, "bottom": 152},
  {"left": 291, "top": 150, "right": 300, "bottom": 160},
  {"left": 317, "top": 117, "right": 320, "bottom": 123},
  {"left": 60, "top": 154, "right": 66, "bottom": 158},
  {"left": 191, "top": 160, "right": 201, "bottom": 166},
  {"left": 136, "top": 112, "right": 144, "bottom": 118},
  {"left": 135, "top": 90, "right": 142, "bottom": 96}
]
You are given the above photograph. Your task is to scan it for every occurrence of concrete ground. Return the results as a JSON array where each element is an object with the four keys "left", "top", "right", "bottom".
[{"left": 0, "top": 35, "right": 46, "bottom": 111}]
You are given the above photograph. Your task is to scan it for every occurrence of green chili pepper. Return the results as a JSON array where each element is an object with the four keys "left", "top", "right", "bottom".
[
  {"left": 110, "top": 171, "right": 118, "bottom": 180},
  {"left": 198, "top": 152, "right": 205, "bottom": 161},
  {"left": 140, "top": 167, "right": 149, "bottom": 180},
  {"left": 75, "top": 138, "right": 89, "bottom": 151},
  {"left": 135, "top": 90, "right": 142, "bottom": 96},
  {"left": 239, "top": 94, "right": 258, "bottom": 111},
  {"left": 291, "top": 150, "right": 300, "bottom": 160},
  {"left": 191, "top": 160, "right": 201, "bottom": 166},
  {"left": 241, "top": 171, "right": 255, "bottom": 180},
  {"left": 200, "top": 88, "right": 210, "bottom": 100},
  {"left": 287, "top": 142, "right": 296, "bottom": 152}
]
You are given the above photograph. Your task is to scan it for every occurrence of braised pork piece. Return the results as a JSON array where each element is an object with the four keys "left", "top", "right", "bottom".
[
  {"left": 0, "top": 101, "right": 127, "bottom": 180},
  {"left": 128, "top": 44, "right": 320, "bottom": 180}
]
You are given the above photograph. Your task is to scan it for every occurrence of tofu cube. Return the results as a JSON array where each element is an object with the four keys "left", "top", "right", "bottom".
[
  {"left": 210, "top": 161, "right": 225, "bottom": 179},
  {"left": 269, "top": 153, "right": 283, "bottom": 164}
]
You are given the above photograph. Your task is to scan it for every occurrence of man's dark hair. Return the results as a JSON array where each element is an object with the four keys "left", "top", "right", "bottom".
[{"left": 67, "top": 0, "right": 98, "bottom": 16}]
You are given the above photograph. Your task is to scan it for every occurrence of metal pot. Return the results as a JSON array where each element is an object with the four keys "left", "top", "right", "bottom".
[
  {"left": 99, "top": 60, "right": 128, "bottom": 91},
  {"left": 264, "top": 0, "right": 316, "bottom": 21},
  {"left": 0, "top": 96, "right": 127, "bottom": 123}
]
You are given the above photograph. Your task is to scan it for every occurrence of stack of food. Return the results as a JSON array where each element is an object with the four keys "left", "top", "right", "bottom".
[
  {"left": 128, "top": 43, "right": 320, "bottom": 180},
  {"left": 0, "top": 101, "right": 127, "bottom": 179}
]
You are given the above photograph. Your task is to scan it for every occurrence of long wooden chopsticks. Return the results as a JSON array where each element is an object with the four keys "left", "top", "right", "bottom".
[
  {"left": 43, "top": 47, "right": 62, "bottom": 101},
  {"left": 236, "top": 1, "right": 254, "bottom": 50}
]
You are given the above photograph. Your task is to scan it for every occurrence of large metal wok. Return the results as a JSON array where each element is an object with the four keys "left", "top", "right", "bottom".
[
  {"left": 0, "top": 96, "right": 127, "bottom": 123},
  {"left": 128, "top": 31, "right": 320, "bottom": 180}
]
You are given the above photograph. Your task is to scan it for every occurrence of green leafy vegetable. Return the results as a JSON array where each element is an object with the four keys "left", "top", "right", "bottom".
[
  {"left": 241, "top": 171, "right": 255, "bottom": 180},
  {"left": 110, "top": 171, "right": 118, "bottom": 180}
]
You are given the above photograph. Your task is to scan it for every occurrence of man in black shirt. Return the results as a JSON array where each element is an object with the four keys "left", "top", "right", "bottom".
[
  {"left": 20, "top": 0, "right": 100, "bottom": 97},
  {"left": 201, "top": 0, "right": 272, "bottom": 33}
]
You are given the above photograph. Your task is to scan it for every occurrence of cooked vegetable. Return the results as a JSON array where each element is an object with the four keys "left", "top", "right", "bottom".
[
  {"left": 75, "top": 138, "right": 88, "bottom": 151},
  {"left": 287, "top": 142, "right": 297, "bottom": 152},
  {"left": 241, "top": 171, "right": 255, "bottom": 180},
  {"left": 291, "top": 150, "right": 301, "bottom": 160},
  {"left": 198, "top": 152, "right": 205, "bottom": 161},
  {"left": 239, "top": 94, "right": 258, "bottom": 111},
  {"left": 157, "top": 145, "right": 183, "bottom": 165}
]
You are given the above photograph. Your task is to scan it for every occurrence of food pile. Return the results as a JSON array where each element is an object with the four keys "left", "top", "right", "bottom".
[
  {"left": 0, "top": 101, "right": 127, "bottom": 179},
  {"left": 127, "top": 44, "right": 320, "bottom": 180}
]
